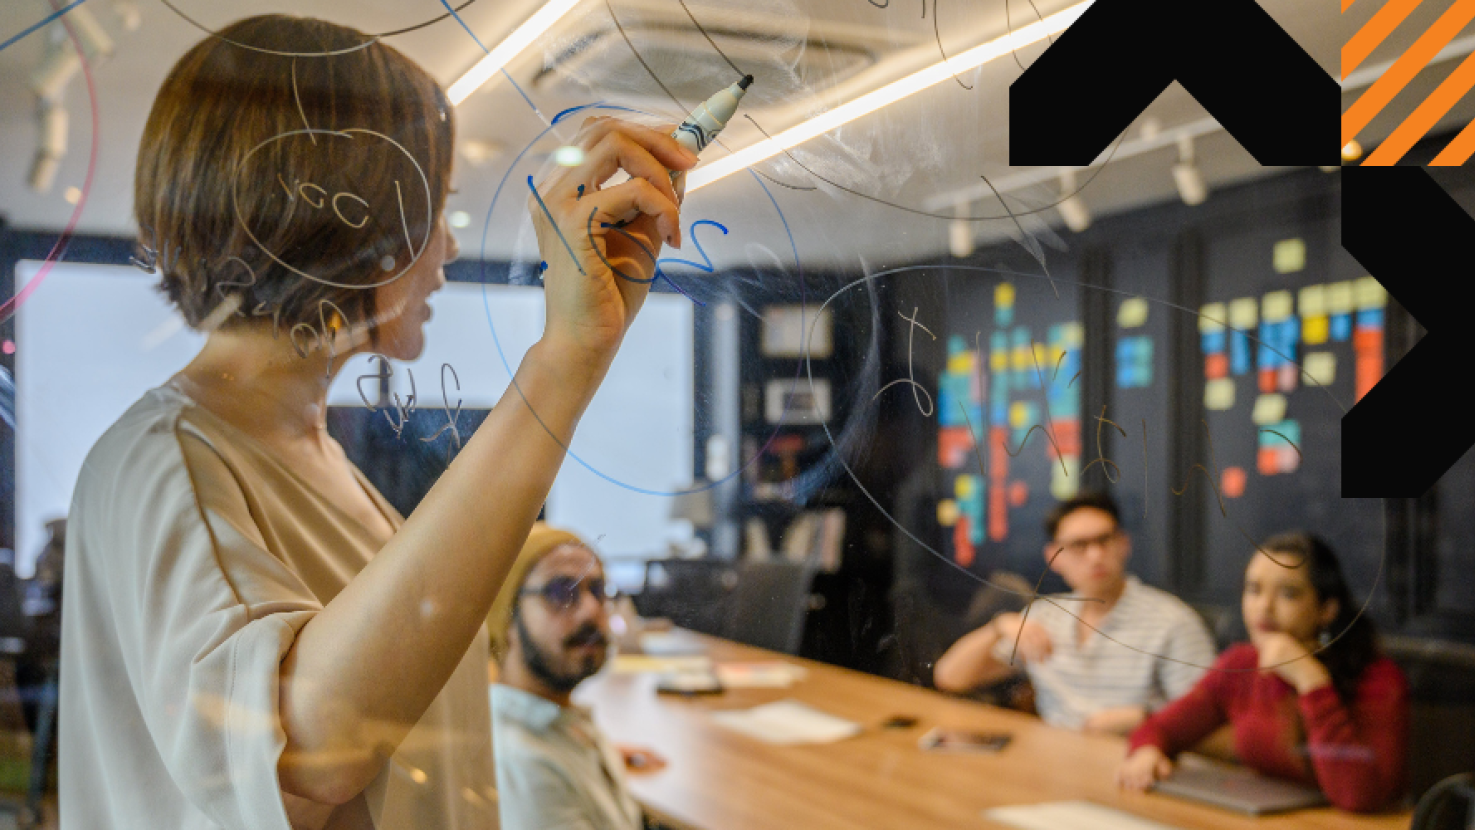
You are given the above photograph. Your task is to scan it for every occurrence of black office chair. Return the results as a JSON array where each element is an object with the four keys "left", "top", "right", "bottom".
[
  {"left": 634, "top": 559, "right": 739, "bottom": 638},
  {"left": 724, "top": 559, "right": 818, "bottom": 655},
  {"left": 1411, "top": 772, "right": 1475, "bottom": 830},
  {"left": 1384, "top": 635, "right": 1475, "bottom": 807}
]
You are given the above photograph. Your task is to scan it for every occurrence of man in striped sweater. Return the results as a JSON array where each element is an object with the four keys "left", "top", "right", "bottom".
[{"left": 934, "top": 492, "right": 1216, "bottom": 735}]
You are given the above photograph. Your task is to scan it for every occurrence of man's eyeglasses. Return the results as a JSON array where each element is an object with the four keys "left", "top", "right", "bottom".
[
  {"left": 1052, "top": 529, "right": 1120, "bottom": 557},
  {"left": 519, "top": 576, "right": 608, "bottom": 611}
]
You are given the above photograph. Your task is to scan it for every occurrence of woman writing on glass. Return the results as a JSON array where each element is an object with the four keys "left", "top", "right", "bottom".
[
  {"left": 58, "top": 14, "right": 693, "bottom": 829},
  {"left": 1118, "top": 532, "right": 1408, "bottom": 813}
]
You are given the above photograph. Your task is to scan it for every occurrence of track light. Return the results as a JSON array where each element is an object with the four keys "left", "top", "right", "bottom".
[
  {"left": 28, "top": 101, "right": 68, "bottom": 193},
  {"left": 1057, "top": 169, "right": 1090, "bottom": 232},
  {"left": 948, "top": 203, "right": 975, "bottom": 258},
  {"left": 1172, "top": 135, "right": 1207, "bottom": 206},
  {"left": 29, "top": 42, "right": 79, "bottom": 102}
]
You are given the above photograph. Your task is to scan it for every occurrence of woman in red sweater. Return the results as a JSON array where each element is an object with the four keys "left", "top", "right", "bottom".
[{"left": 1118, "top": 532, "right": 1408, "bottom": 813}]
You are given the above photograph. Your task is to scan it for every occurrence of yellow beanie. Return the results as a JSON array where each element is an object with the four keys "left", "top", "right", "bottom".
[{"left": 487, "top": 522, "right": 588, "bottom": 661}]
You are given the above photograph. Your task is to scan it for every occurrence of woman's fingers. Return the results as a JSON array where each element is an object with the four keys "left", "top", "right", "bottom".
[
  {"left": 580, "top": 177, "right": 682, "bottom": 250},
  {"left": 575, "top": 117, "right": 696, "bottom": 174},
  {"left": 577, "top": 131, "right": 686, "bottom": 210}
]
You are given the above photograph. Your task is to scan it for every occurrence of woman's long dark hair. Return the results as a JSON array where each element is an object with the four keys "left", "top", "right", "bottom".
[{"left": 1256, "top": 532, "right": 1380, "bottom": 703}]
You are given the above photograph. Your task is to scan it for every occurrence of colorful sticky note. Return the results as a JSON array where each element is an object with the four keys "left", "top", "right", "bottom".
[
  {"left": 937, "top": 499, "right": 960, "bottom": 527},
  {"left": 1252, "top": 393, "right": 1287, "bottom": 425},
  {"left": 1011, "top": 345, "right": 1031, "bottom": 373},
  {"left": 1008, "top": 401, "right": 1031, "bottom": 430},
  {"left": 1205, "top": 378, "right": 1235, "bottom": 411},
  {"left": 989, "top": 348, "right": 1008, "bottom": 373},
  {"left": 937, "top": 426, "right": 976, "bottom": 468},
  {"left": 1303, "top": 351, "right": 1336, "bottom": 387},
  {"left": 1199, "top": 303, "right": 1227, "bottom": 333},
  {"left": 1354, "top": 276, "right": 1387, "bottom": 310},
  {"left": 1221, "top": 466, "right": 1247, "bottom": 499},
  {"left": 953, "top": 517, "right": 975, "bottom": 567},
  {"left": 1330, "top": 313, "right": 1353, "bottom": 342},
  {"left": 995, "top": 282, "right": 1016, "bottom": 309},
  {"left": 1298, "top": 284, "right": 1326, "bottom": 317},
  {"left": 1060, "top": 322, "right": 1084, "bottom": 349},
  {"left": 955, "top": 474, "right": 977, "bottom": 500},
  {"left": 1262, "top": 291, "right": 1294, "bottom": 323},
  {"left": 1302, "top": 315, "right": 1329, "bottom": 345},
  {"left": 1118, "top": 297, "right": 1149, "bottom": 328},
  {"left": 1201, "top": 329, "right": 1227, "bottom": 354},
  {"left": 1205, "top": 352, "right": 1229, "bottom": 379},
  {"left": 1259, "top": 419, "right": 1301, "bottom": 449},
  {"left": 1327, "top": 281, "right": 1354, "bottom": 316},
  {"left": 947, "top": 350, "right": 976, "bottom": 374},
  {"left": 1229, "top": 297, "right": 1258, "bottom": 329},
  {"left": 1032, "top": 342, "right": 1051, "bottom": 373},
  {"left": 1273, "top": 238, "right": 1306, "bottom": 274},
  {"left": 1276, "top": 363, "right": 1299, "bottom": 393},
  {"left": 1051, "top": 454, "right": 1081, "bottom": 500},
  {"left": 1008, "top": 480, "right": 1029, "bottom": 508},
  {"left": 1229, "top": 330, "right": 1252, "bottom": 375}
]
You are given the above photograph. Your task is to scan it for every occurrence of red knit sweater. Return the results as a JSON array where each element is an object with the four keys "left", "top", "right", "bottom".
[{"left": 1128, "top": 643, "right": 1409, "bottom": 813}]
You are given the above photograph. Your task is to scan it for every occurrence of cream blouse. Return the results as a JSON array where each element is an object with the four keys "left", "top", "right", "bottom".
[{"left": 58, "top": 383, "right": 496, "bottom": 829}]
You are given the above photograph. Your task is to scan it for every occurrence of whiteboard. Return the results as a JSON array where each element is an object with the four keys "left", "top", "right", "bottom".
[{"left": 13, "top": 261, "right": 693, "bottom": 572}]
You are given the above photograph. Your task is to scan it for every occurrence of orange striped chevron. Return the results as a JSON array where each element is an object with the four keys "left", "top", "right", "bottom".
[
  {"left": 1342, "top": 0, "right": 1475, "bottom": 153},
  {"left": 1344, "top": 0, "right": 1423, "bottom": 79},
  {"left": 1364, "top": 49, "right": 1475, "bottom": 164}
]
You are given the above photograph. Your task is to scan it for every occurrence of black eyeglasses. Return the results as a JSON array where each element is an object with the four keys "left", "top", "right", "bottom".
[
  {"left": 1052, "top": 528, "right": 1121, "bottom": 557},
  {"left": 519, "top": 576, "right": 608, "bottom": 611}
]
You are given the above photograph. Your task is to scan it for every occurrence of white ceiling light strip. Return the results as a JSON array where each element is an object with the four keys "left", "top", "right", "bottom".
[
  {"left": 686, "top": 0, "right": 1093, "bottom": 192},
  {"left": 447, "top": 0, "right": 584, "bottom": 106}
]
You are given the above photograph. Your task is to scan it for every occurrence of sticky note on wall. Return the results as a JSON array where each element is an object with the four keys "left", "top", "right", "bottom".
[
  {"left": 1298, "top": 285, "right": 1326, "bottom": 317},
  {"left": 1302, "top": 351, "right": 1336, "bottom": 386},
  {"left": 1229, "top": 297, "right": 1259, "bottom": 330},
  {"left": 1205, "top": 378, "right": 1235, "bottom": 410},
  {"left": 1118, "top": 298, "right": 1149, "bottom": 328},
  {"left": 1354, "top": 276, "right": 1387, "bottom": 310},
  {"left": 1273, "top": 238, "right": 1306, "bottom": 273},
  {"left": 1262, "top": 291, "right": 1293, "bottom": 323},
  {"left": 1252, "top": 393, "right": 1287, "bottom": 425},
  {"left": 1327, "top": 281, "right": 1354, "bottom": 316},
  {"left": 1051, "top": 454, "right": 1081, "bottom": 500},
  {"left": 1199, "top": 303, "right": 1227, "bottom": 333}
]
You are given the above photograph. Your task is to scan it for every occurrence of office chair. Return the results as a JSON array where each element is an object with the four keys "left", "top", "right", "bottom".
[
  {"left": 1411, "top": 772, "right": 1475, "bottom": 830},
  {"left": 724, "top": 559, "right": 819, "bottom": 655},
  {"left": 634, "top": 559, "right": 739, "bottom": 638},
  {"left": 1384, "top": 636, "right": 1475, "bottom": 806}
]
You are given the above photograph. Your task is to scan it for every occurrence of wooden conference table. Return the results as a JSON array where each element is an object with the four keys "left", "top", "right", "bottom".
[{"left": 575, "top": 629, "right": 1412, "bottom": 830}]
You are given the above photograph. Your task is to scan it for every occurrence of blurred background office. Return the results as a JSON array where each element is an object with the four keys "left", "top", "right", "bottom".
[{"left": 3, "top": 0, "right": 1475, "bottom": 827}]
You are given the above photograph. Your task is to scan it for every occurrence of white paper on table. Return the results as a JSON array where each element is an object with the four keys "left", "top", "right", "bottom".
[
  {"left": 713, "top": 662, "right": 807, "bottom": 689},
  {"left": 709, "top": 700, "right": 862, "bottom": 745},
  {"left": 983, "top": 801, "right": 1185, "bottom": 830}
]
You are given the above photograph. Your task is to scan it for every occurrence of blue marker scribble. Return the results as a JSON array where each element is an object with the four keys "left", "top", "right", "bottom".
[
  {"left": 436, "top": 0, "right": 544, "bottom": 121},
  {"left": 586, "top": 208, "right": 654, "bottom": 285},
  {"left": 526, "top": 176, "right": 585, "bottom": 275},
  {"left": 656, "top": 220, "right": 727, "bottom": 273},
  {"left": 1, "top": 0, "right": 88, "bottom": 54}
]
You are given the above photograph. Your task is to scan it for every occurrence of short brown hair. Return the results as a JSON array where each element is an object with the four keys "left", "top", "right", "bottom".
[
  {"left": 1043, "top": 491, "right": 1122, "bottom": 540},
  {"left": 135, "top": 16, "right": 455, "bottom": 334}
]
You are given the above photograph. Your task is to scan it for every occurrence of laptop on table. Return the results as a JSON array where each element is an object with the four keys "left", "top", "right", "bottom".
[{"left": 1149, "top": 757, "right": 1328, "bottom": 816}]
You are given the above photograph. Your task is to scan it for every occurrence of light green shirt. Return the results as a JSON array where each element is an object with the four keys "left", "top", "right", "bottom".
[{"left": 491, "top": 684, "right": 643, "bottom": 830}]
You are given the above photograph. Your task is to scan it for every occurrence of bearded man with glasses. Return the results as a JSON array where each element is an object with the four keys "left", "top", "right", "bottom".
[
  {"left": 487, "top": 524, "right": 665, "bottom": 830},
  {"left": 934, "top": 492, "right": 1216, "bottom": 736}
]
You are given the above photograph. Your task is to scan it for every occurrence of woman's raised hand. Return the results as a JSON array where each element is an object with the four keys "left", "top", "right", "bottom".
[{"left": 527, "top": 116, "right": 696, "bottom": 368}]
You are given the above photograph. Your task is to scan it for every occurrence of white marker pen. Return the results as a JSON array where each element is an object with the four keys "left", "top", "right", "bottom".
[
  {"left": 669, "top": 74, "right": 753, "bottom": 182},
  {"left": 612, "top": 75, "right": 752, "bottom": 227}
]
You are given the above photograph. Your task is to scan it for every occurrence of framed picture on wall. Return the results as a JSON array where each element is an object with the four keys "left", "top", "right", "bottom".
[
  {"left": 764, "top": 378, "right": 831, "bottom": 424},
  {"left": 761, "top": 305, "right": 833, "bottom": 358}
]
